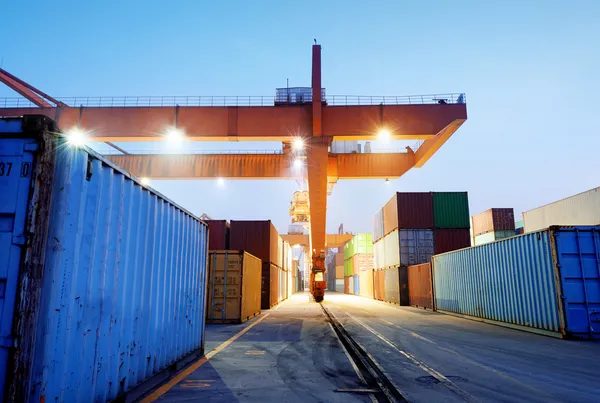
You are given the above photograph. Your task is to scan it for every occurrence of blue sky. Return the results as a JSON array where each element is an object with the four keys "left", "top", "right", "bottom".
[{"left": 1, "top": 0, "right": 599, "bottom": 234}]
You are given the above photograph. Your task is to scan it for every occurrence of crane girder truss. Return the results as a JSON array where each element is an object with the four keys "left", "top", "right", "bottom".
[{"left": 0, "top": 45, "right": 467, "bottom": 293}]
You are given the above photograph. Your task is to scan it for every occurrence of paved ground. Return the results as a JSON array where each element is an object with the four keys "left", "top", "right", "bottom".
[{"left": 148, "top": 292, "right": 600, "bottom": 403}]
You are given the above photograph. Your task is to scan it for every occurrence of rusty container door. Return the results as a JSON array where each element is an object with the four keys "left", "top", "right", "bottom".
[
  {"left": 396, "top": 192, "right": 435, "bottom": 229},
  {"left": 408, "top": 263, "right": 434, "bottom": 309},
  {"left": 433, "top": 229, "right": 471, "bottom": 254},
  {"left": 207, "top": 251, "right": 262, "bottom": 323},
  {"left": 261, "top": 262, "right": 279, "bottom": 309},
  {"left": 206, "top": 219, "right": 230, "bottom": 250},
  {"left": 374, "top": 270, "right": 386, "bottom": 301}
]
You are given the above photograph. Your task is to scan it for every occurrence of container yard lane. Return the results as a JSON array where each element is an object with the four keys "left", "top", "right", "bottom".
[
  {"left": 143, "top": 292, "right": 600, "bottom": 403},
  {"left": 323, "top": 293, "right": 600, "bottom": 403}
]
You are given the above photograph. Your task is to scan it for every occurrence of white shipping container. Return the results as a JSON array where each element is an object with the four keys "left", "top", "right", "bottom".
[
  {"left": 523, "top": 187, "right": 600, "bottom": 233},
  {"left": 374, "top": 239, "right": 386, "bottom": 269},
  {"left": 348, "top": 276, "right": 355, "bottom": 295},
  {"left": 474, "top": 230, "right": 516, "bottom": 246},
  {"left": 383, "top": 229, "right": 400, "bottom": 267}
]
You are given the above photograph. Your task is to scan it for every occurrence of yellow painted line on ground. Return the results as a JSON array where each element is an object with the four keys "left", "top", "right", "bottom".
[{"left": 141, "top": 311, "right": 273, "bottom": 402}]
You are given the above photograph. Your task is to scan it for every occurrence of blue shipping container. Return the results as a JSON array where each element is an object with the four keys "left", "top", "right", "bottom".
[
  {"left": 432, "top": 226, "right": 600, "bottom": 339},
  {"left": 0, "top": 117, "right": 209, "bottom": 401},
  {"left": 353, "top": 274, "right": 360, "bottom": 295}
]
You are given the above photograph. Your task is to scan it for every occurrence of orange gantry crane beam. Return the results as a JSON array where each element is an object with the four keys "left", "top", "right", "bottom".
[{"left": 0, "top": 44, "right": 467, "bottom": 302}]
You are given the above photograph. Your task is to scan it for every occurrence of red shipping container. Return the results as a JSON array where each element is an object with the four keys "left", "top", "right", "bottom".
[
  {"left": 230, "top": 220, "right": 280, "bottom": 266},
  {"left": 472, "top": 208, "right": 515, "bottom": 236},
  {"left": 383, "top": 193, "right": 434, "bottom": 235},
  {"left": 434, "top": 229, "right": 470, "bottom": 254},
  {"left": 205, "top": 220, "right": 230, "bottom": 250},
  {"left": 408, "top": 263, "right": 434, "bottom": 309}
]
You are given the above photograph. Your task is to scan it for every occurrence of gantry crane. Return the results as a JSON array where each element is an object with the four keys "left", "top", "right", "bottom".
[{"left": 0, "top": 44, "right": 467, "bottom": 302}]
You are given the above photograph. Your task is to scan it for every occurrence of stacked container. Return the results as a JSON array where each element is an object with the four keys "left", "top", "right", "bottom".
[
  {"left": 229, "top": 220, "right": 283, "bottom": 309},
  {"left": 523, "top": 187, "right": 600, "bottom": 233},
  {"left": 343, "top": 233, "right": 374, "bottom": 295},
  {"left": 515, "top": 220, "right": 524, "bottom": 235},
  {"left": 373, "top": 192, "right": 470, "bottom": 305},
  {"left": 335, "top": 252, "right": 345, "bottom": 292},
  {"left": 205, "top": 219, "right": 230, "bottom": 249},
  {"left": 471, "top": 208, "right": 515, "bottom": 245}
]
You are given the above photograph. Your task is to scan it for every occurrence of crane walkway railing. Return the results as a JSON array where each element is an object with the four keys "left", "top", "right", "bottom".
[{"left": 0, "top": 93, "right": 466, "bottom": 108}]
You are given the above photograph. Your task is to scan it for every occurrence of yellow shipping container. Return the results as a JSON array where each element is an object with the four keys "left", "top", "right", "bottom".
[
  {"left": 207, "top": 250, "right": 262, "bottom": 324},
  {"left": 359, "top": 269, "right": 374, "bottom": 299}
]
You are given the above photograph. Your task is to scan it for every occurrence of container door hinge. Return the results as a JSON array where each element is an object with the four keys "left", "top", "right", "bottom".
[
  {"left": 12, "top": 235, "right": 27, "bottom": 246},
  {"left": 0, "top": 336, "right": 13, "bottom": 348},
  {"left": 23, "top": 143, "right": 39, "bottom": 152}
]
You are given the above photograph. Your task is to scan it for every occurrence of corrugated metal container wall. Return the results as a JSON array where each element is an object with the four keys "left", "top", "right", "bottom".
[
  {"left": 432, "top": 227, "right": 600, "bottom": 339},
  {"left": 383, "top": 230, "right": 400, "bottom": 267},
  {"left": 472, "top": 208, "right": 515, "bottom": 236},
  {"left": 335, "top": 279, "right": 344, "bottom": 293},
  {"left": 373, "top": 209, "right": 384, "bottom": 242},
  {"left": 277, "top": 236, "right": 284, "bottom": 269},
  {"left": 207, "top": 251, "right": 261, "bottom": 323},
  {"left": 261, "top": 262, "right": 279, "bottom": 309},
  {"left": 353, "top": 275, "right": 360, "bottom": 295},
  {"left": 335, "top": 252, "right": 345, "bottom": 267},
  {"left": 523, "top": 187, "right": 600, "bottom": 233},
  {"left": 384, "top": 268, "right": 399, "bottom": 304},
  {"left": 433, "top": 192, "right": 470, "bottom": 228},
  {"left": 352, "top": 233, "right": 373, "bottom": 254},
  {"left": 396, "top": 192, "right": 434, "bottom": 229},
  {"left": 399, "top": 229, "right": 434, "bottom": 266},
  {"left": 348, "top": 276, "right": 354, "bottom": 295},
  {"left": 374, "top": 239, "right": 385, "bottom": 269},
  {"left": 433, "top": 229, "right": 470, "bottom": 254},
  {"left": 359, "top": 270, "right": 374, "bottom": 299},
  {"left": 230, "top": 220, "right": 280, "bottom": 266},
  {"left": 374, "top": 270, "right": 385, "bottom": 301},
  {"left": 344, "top": 239, "right": 353, "bottom": 260},
  {"left": 352, "top": 253, "right": 374, "bottom": 274},
  {"left": 382, "top": 193, "right": 399, "bottom": 235},
  {"left": 407, "top": 263, "right": 434, "bottom": 309},
  {"left": 1, "top": 118, "right": 210, "bottom": 402},
  {"left": 344, "top": 277, "right": 351, "bottom": 294},
  {"left": 206, "top": 220, "right": 230, "bottom": 250},
  {"left": 344, "top": 257, "right": 353, "bottom": 277},
  {"left": 335, "top": 265, "right": 344, "bottom": 279},
  {"left": 474, "top": 230, "right": 515, "bottom": 246}
]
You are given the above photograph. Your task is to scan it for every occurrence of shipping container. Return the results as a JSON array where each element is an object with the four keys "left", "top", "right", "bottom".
[
  {"left": 432, "top": 226, "right": 600, "bottom": 339},
  {"left": 474, "top": 230, "right": 515, "bottom": 246},
  {"left": 352, "top": 253, "right": 374, "bottom": 275},
  {"left": 0, "top": 117, "right": 209, "bottom": 402},
  {"left": 261, "top": 262, "right": 280, "bottom": 309},
  {"left": 359, "top": 270, "right": 374, "bottom": 299},
  {"left": 380, "top": 229, "right": 434, "bottom": 267},
  {"left": 230, "top": 220, "right": 280, "bottom": 266},
  {"left": 344, "top": 257, "right": 353, "bottom": 277},
  {"left": 278, "top": 266, "right": 287, "bottom": 302},
  {"left": 348, "top": 276, "right": 354, "bottom": 295},
  {"left": 373, "top": 208, "right": 384, "bottom": 242},
  {"left": 353, "top": 275, "right": 360, "bottom": 295},
  {"left": 523, "top": 187, "right": 600, "bottom": 233},
  {"left": 344, "top": 277, "right": 351, "bottom": 294},
  {"left": 374, "top": 270, "right": 386, "bottom": 301},
  {"left": 383, "top": 192, "right": 434, "bottom": 233},
  {"left": 335, "top": 252, "right": 344, "bottom": 266},
  {"left": 433, "top": 229, "right": 470, "bottom": 254},
  {"left": 374, "top": 239, "right": 385, "bottom": 269},
  {"left": 433, "top": 192, "right": 470, "bottom": 228},
  {"left": 471, "top": 208, "right": 515, "bottom": 236},
  {"left": 383, "top": 267, "right": 409, "bottom": 305},
  {"left": 345, "top": 233, "right": 373, "bottom": 258},
  {"left": 207, "top": 251, "right": 262, "bottom": 323},
  {"left": 206, "top": 220, "right": 230, "bottom": 250},
  {"left": 407, "top": 263, "right": 434, "bottom": 309},
  {"left": 335, "top": 265, "right": 344, "bottom": 279},
  {"left": 335, "top": 279, "right": 344, "bottom": 293}
]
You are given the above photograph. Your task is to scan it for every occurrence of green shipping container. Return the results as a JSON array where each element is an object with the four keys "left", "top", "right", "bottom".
[
  {"left": 344, "top": 239, "right": 352, "bottom": 260},
  {"left": 344, "top": 257, "right": 354, "bottom": 277},
  {"left": 352, "top": 233, "right": 373, "bottom": 255},
  {"left": 433, "top": 192, "right": 470, "bottom": 229}
]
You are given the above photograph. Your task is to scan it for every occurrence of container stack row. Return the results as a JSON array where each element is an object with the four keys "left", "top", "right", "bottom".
[
  {"left": 371, "top": 192, "right": 471, "bottom": 305},
  {"left": 343, "top": 233, "right": 374, "bottom": 297},
  {"left": 470, "top": 208, "right": 515, "bottom": 245},
  {"left": 205, "top": 219, "right": 294, "bottom": 319},
  {"left": 325, "top": 251, "right": 344, "bottom": 292}
]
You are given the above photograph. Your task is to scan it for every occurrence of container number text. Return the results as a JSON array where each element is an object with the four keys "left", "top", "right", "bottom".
[{"left": 0, "top": 162, "right": 13, "bottom": 176}]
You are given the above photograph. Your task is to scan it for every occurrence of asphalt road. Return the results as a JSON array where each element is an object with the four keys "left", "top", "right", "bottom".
[{"left": 149, "top": 292, "right": 600, "bottom": 403}]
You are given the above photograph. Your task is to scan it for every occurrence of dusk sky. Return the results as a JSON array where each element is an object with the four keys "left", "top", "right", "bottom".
[{"left": 1, "top": 0, "right": 599, "bottom": 235}]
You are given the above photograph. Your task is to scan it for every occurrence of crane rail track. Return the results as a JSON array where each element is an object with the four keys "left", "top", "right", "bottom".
[{"left": 320, "top": 304, "right": 407, "bottom": 403}]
